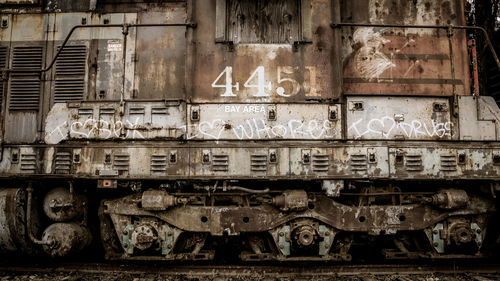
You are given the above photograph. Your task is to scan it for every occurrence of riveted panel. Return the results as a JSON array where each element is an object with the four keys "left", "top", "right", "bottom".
[
  {"left": 186, "top": 103, "right": 341, "bottom": 141},
  {"left": 346, "top": 96, "right": 453, "bottom": 140}
]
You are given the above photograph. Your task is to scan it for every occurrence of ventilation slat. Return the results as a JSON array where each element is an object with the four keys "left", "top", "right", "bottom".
[
  {"left": 151, "top": 155, "right": 167, "bottom": 173},
  {"left": 53, "top": 45, "right": 87, "bottom": 103},
  {"left": 9, "top": 46, "right": 42, "bottom": 111},
  {"left": 0, "top": 46, "right": 6, "bottom": 110},
  {"left": 312, "top": 154, "right": 329, "bottom": 172},
  {"left": 212, "top": 155, "right": 229, "bottom": 172},
  {"left": 251, "top": 154, "right": 267, "bottom": 172},
  {"left": 20, "top": 153, "right": 37, "bottom": 173},
  {"left": 54, "top": 151, "right": 72, "bottom": 174},
  {"left": 350, "top": 154, "right": 367, "bottom": 171}
]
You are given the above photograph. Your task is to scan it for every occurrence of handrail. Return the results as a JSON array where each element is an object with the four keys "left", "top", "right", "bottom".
[
  {"left": 0, "top": 22, "right": 197, "bottom": 74},
  {"left": 330, "top": 22, "right": 500, "bottom": 71}
]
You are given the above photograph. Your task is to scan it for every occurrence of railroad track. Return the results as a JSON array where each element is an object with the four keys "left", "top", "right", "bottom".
[{"left": 0, "top": 261, "right": 499, "bottom": 280}]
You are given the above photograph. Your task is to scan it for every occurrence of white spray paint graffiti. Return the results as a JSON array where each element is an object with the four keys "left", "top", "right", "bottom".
[
  {"left": 45, "top": 117, "right": 147, "bottom": 144},
  {"left": 353, "top": 28, "right": 396, "bottom": 79},
  {"left": 179, "top": 118, "right": 338, "bottom": 141},
  {"left": 348, "top": 116, "right": 453, "bottom": 139}
]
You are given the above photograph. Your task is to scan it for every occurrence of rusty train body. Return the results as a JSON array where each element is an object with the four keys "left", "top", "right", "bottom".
[{"left": 0, "top": 0, "right": 499, "bottom": 261}]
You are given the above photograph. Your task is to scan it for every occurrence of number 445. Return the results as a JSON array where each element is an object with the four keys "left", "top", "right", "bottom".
[{"left": 211, "top": 66, "right": 320, "bottom": 98}]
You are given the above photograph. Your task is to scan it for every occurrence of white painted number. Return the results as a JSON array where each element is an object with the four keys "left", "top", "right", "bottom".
[
  {"left": 212, "top": 66, "right": 239, "bottom": 97},
  {"left": 213, "top": 66, "right": 320, "bottom": 98},
  {"left": 244, "top": 66, "right": 272, "bottom": 97},
  {"left": 277, "top": 66, "right": 300, "bottom": 97}
]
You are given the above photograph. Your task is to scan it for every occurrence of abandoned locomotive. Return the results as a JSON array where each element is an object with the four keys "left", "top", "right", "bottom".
[{"left": 0, "top": 0, "right": 499, "bottom": 262}]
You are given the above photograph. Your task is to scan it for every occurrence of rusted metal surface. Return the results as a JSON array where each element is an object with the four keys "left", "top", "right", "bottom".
[
  {"left": 1, "top": 0, "right": 500, "bottom": 262},
  {"left": 0, "top": 188, "right": 38, "bottom": 255},
  {"left": 191, "top": 0, "right": 336, "bottom": 103},
  {"left": 339, "top": 0, "right": 470, "bottom": 96},
  {"left": 41, "top": 222, "right": 92, "bottom": 257}
]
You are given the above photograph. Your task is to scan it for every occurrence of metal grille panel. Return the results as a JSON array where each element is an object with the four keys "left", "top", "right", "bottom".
[
  {"left": 312, "top": 154, "right": 329, "bottom": 172},
  {"left": 350, "top": 154, "right": 367, "bottom": 171},
  {"left": 440, "top": 155, "right": 457, "bottom": 171},
  {"left": 54, "top": 151, "right": 71, "bottom": 174},
  {"left": 151, "top": 155, "right": 167, "bottom": 173},
  {"left": 0, "top": 47, "right": 7, "bottom": 110},
  {"left": 405, "top": 155, "right": 423, "bottom": 171},
  {"left": 113, "top": 154, "right": 130, "bottom": 172},
  {"left": 20, "top": 153, "right": 37, "bottom": 173},
  {"left": 212, "top": 155, "right": 229, "bottom": 172},
  {"left": 53, "top": 45, "right": 86, "bottom": 102},
  {"left": 251, "top": 154, "right": 267, "bottom": 172},
  {"left": 9, "top": 46, "right": 43, "bottom": 111}
]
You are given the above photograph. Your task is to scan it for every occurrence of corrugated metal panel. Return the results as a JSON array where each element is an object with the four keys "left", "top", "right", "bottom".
[
  {"left": 53, "top": 45, "right": 86, "bottom": 103},
  {"left": 9, "top": 46, "right": 42, "bottom": 111},
  {"left": 0, "top": 47, "right": 7, "bottom": 110}
]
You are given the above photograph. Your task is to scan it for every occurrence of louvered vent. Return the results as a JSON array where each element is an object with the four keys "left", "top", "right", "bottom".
[
  {"left": 350, "top": 154, "right": 367, "bottom": 171},
  {"left": 312, "top": 154, "right": 329, "bottom": 172},
  {"left": 129, "top": 106, "right": 145, "bottom": 115},
  {"left": 152, "top": 107, "right": 167, "bottom": 114},
  {"left": 20, "top": 153, "right": 37, "bottom": 173},
  {"left": 251, "top": 154, "right": 267, "bottom": 172},
  {"left": 113, "top": 154, "right": 130, "bottom": 172},
  {"left": 405, "top": 155, "right": 423, "bottom": 171},
  {"left": 440, "top": 155, "right": 457, "bottom": 171},
  {"left": 151, "top": 154, "right": 167, "bottom": 173},
  {"left": 100, "top": 107, "right": 114, "bottom": 115},
  {"left": 9, "top": 46, "right": 43, "bottom": 111},
  {"left": 53, "top": 45, "right": 86, "bottom": 103},
  {"left": 0, "top": 46, "right": 7, "bottom": 110},
  {"left": 54, "top": 151, "right": 71, "bottom": 174},
  {"left": 212, "top": 154, "right": 229, "bottom": 172}
]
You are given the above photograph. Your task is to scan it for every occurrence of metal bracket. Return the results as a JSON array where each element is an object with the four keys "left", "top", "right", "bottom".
[
  {"left": 122, "top": 224, "right": 135, "bottom": 255},
  {"left": 277, "top": 225, "right": 291, "bottom": 256},
  {"left": 432, "top": 223, "right": 445, "bottom": 254},
  {"left": 471, "top": 223, "right": 483, "bottom": 249},
  {"left": 161, "top": 225, "right": 174, "bottom": 255},
  {"left": 318, "top": 225, "right": 334, "bottom": 256}
]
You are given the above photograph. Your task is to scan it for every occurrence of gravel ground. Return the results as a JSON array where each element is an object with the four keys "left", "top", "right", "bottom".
[{"left": 1, "top": 272, "right": 500, "bottom": 281}]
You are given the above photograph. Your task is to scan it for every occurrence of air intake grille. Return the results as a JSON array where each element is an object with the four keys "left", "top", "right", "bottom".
[
  {"left": 113, "top": 154, "right": 130, "bottom": 172},
  {"left": 20, "top": 153, "right": 37, "bottom": 173},
  {"left": 9, "top": 46, "right": 43, "bottom": 110},
  {"left": 0, "top": 46, "right": 7, "bottom": 110},
  {"left": 440, "top": 155, "right": 457, "bottom": 171},
  {"left": 212, "top": 155, "right": 229, "bottom": 172},
  {"left": 251, "top": 154, "right": 267, "bottom": 172},
  {"left": 54, "top": 151, "right": 71, "bottom": 174},
  {"left": 312, "top": 154, "right": 329, "bottom": 172},
  {"left": 405, "top": 155, "right": 423, "bottom": 171},
  {"left": 151, "top": 154, "right": 167, "bottom": 173},
  {"left": 350, "top": 154, "right": 367, "bottom": 171},
  {"left": 53, "top": 45, "right": 86, "bottom": 103}
]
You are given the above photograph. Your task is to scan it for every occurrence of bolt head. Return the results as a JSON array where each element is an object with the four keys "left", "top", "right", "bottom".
[
  {"left": 433, "top": 242, "right": 439, "bottom": 247},
  {"left": 279, "top": 232, "right": 284, "bottom": 237},
  {"left": 167, "top": 244, "right": 172, "bottom": 249},
  {"left": 433, "top": 230, "right": 438, "bottom": 234},
  {"left": 279, "top": 245, "right": 284, "bottom": 249}
]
